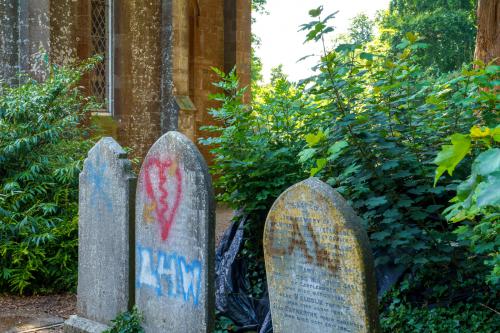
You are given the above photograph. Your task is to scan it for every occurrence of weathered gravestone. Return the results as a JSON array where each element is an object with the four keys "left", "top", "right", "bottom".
[
  {"left": 135, "top": 131, "right": 215, "bottom": 332},
  {"left": 64, "top": 138, "right": 136, "bottom": 333},
  {"left": 264, "top": 178, "right": 379, "bottom": 333}
]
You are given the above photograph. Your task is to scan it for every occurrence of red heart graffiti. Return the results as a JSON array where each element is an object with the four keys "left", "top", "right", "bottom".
[{"left": 143, "top": 157, "right": 183, "bottom": 241}]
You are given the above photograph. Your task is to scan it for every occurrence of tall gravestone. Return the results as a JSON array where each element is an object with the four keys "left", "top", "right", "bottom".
[
  {"left": 64, "top": 138, "right": 136, "bottom": 333},
  {"left": 264, "top": 178, "right": 379, "bottom": 333},
  {"left": 135, "top": 131, "right": 215, "bottom": 333}
]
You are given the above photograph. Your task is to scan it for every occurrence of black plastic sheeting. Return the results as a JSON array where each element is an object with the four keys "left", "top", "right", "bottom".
[
  {"left": 374, "top": 250, "right": 407, "bottom": 300},
  {"left": 215, "top": 215, "right": 272, "bottom": 333},
  {"left": 215, "top": 215, "right": 406, "bottom": 332}
]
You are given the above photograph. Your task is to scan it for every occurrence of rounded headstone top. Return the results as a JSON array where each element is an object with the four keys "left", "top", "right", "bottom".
[
  {"left": 82, "top": 137, "right": 134, "bottom": 180},
  {"left": 139, "top": 131, "right": 209, "bottom": 175},
  {"left": 89, "top": 137, "right": 127, "bottom": 158},
  {"left": 264, "top": 177, "right": 379, "bottom": 333}
]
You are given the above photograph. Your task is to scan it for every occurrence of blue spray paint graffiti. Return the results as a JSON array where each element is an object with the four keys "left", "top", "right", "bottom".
[
  {"left": 85, "top": 155, "right": 112, "bottom": 212},
  {"left": 136, "top": 245, "right": 202, "bottom": 306}
]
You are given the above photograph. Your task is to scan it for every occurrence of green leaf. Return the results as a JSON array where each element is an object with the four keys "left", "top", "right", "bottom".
[
  {"left": 305, "top": 130, "right": 326, "bottom": 147},
  {"left": 455, "top": 173, "right": 478, "bottom": 201},
  {"left": 327, "top": 140, "right": 348, "bottom": 162},
  {"left": 472, "top": 148, "right": 500, "bottom": 177},
  {"left": 298, "top": 148, "right": 317, "bottom": 163},
  {"left": 310, "top": 158, "right": 327, "bottom": 177},
  {"left": 405, "top": 32, "right": 417, "bottom": 43},
  {"left": 371, "top": 230, "right": 391, "bottom": 241},
  {"left": 335, "top": 43, "right": 357, "bottom": 53},
  {"left": 413, "top": 257, "right": 429, "bottom": 265},
  {"left": 316, "top": 158, "right": 327, "bottom": 170},
  {"left": 485, "top": 65, "right": 500, "bottom": 74},
  {"left": 365, "top": 196, "right": 388, "bottom": 209},
  {"left": 381, "top": 160, "right": 399, "bottom": 171},
  {"left": 411, "top": 42, "right": 429, "bottom": 49},
  {"left": 308, "top": 6, "right": 323, "bottom": 18},
  {"left": 360, "top": 52, "right": 374, "bottom": 61},
  {"left": 396, "top": 40, "right": 410, "bottom": 49},
  {"left": 493, "top": 126, "right": 500, "bottom": 142},
  {"left": 474, "top": 242, "right": 495, "bottom": 254},
  {"left": 425, "top": 95, "right": 443, "bottom": 106},
  {"left": 476, "top": 175, "right": 500, "bottom": 208},
  {"left": 434, "top": 133, "right": 471, "bottom": 186},
  {"left": 341, "top": 164, "right": 360, "bottom": 178}
]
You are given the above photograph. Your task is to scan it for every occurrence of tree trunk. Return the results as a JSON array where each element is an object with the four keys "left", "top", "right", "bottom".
[{"left": 474, "top": 0, "right": 500, "bottom": 65}]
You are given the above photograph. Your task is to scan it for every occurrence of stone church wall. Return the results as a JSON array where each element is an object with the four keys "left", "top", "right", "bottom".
[{"left": 0, "top": 0, "right": 251, "bottom": 163}]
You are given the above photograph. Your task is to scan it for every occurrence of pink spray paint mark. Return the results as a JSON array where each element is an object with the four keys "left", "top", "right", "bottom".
[{"left": 143, "top": 157, "right": 183, "bottom": 241}]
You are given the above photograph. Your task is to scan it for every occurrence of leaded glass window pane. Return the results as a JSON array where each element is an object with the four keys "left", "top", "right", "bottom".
[{"left": 90, "top": 0, "right": 108, "bottom": 112}]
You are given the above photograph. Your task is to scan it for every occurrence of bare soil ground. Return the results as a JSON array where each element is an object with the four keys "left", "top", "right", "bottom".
[
  {"left": 215, "top": 204, "right": 235, "bottom": 245},
  {"left": 0, "top": 294, "right": 75, "bottom": 333}
]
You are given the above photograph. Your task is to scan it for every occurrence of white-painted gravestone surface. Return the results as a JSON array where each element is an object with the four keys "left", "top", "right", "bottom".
[
  {"left": 264, "top": 178, "right": 379, "bottom": 333},
  {"left": 135, "top": 131, "right": 215, "bottom": 333},
  {"left": 65, "top": 137, "right": 136, "bottom": 333}
]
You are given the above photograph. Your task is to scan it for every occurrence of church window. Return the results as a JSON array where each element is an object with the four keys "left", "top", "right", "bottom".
[{"left": 90, "top": 0, "right": 114, "bottom": 114}]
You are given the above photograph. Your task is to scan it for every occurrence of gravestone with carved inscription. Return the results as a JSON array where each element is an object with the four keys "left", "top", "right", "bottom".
[
  {"left": 64, "top": 138, "right": 136, "bottom": 333},
  {"left": 135, "top": 131, "right": 215, "bottom": 333},
  {"left": 264, "top": 178, "right": 379, "bottom": 333}
]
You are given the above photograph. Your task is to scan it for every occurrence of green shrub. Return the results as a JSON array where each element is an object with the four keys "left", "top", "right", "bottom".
[
  {"left": 0, "top": 56, "right": 100, "bottom": 293},
  {"left": 298, "top": 9, "right": 498, "bottom": 284},
  {"left": 214, "top": 312, "right": 237, "bottom": 333},
  {"left": 104, "top": 306, "right": 145, "bottom": 333},
  {"left": 201, "top": 66, "right": 317, "bottom": 298},
  {"left": 435, "top": 126, "right": 500, "bottom": 284},
  {"left": 378, "top": 0, "right": 477, "bottom": 72},
  {"left": 302, "top": 8, "right": 499, "bottom": 328},
  {"left": 204, "top": 7, "right": 499, "bottom": 330},
  {"left": 381, "top": 299, "right": 500, "bottom": 332},
  {"left": 201, "top": 67, "right": 313, "bottom": 217},
  {"left": 379, "top": 260, "right": 500, "bottom": 332}
]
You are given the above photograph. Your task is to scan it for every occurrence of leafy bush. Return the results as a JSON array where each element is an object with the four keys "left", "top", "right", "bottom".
[
  {"left": 104, "top": 306, "right": 145, "bottom": 333},
  {"left": 378, "top": 0, "right": 477, "bottom": 72},
  {"left": 204, "top": 7, "right": 499, "bottom": 331},
  {"left": 0, "top": 57, "right": 99, "bottom": 293},
  {"left": 299, "top": 9, "right": 498, "bottom": 284},
  {"left": 379, "top": 259, "right": 500, "bottom": 332},
  {"left": 435, "top": 126, "right": 500, "bottom": 284},
  {"left": 381, "top": 299, "right": 500, "bottom": 332},
  {"left": 201, "top": 67, "right": 316, "bottom": 299},
  {"left": 214, "top": 312, "right": 237, "bottom": 333},
  {"left": 201, "top": 67, "right": 313, "bottom": 217},
  {"left": 298, "top": 9, "right": 499, "bottom": 326}
]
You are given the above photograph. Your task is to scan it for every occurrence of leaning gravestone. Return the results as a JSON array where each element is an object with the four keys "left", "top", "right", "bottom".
[
  {"left": 135, "top": 131, "right": 215, "bottom": 332},
  {"left": 264, "top": 178, "right": 379, "bottom": 333},
  {"left": 64, "top": 138, "right": 136, "bottom": 333}
]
